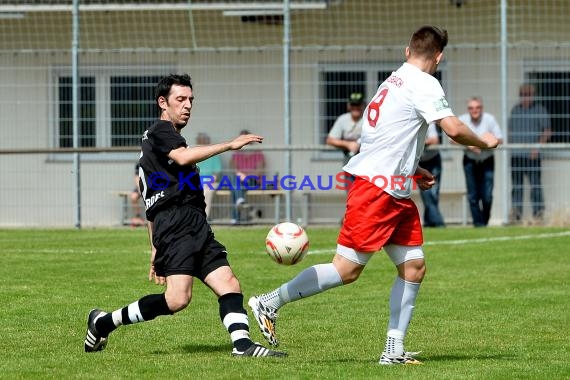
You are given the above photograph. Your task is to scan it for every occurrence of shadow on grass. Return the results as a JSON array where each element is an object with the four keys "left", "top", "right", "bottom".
[
  {"left": 317, "top": 353, "right": 517, "bottom": 365},
  {"left": 317, "top": 357, "right": 381, "bottom": 364},
  {"left": 151, "top": 343, "right": 229, "bottom": 355},
  {"left": 180, "top": 343, "right": 230, "bottom": 354}
]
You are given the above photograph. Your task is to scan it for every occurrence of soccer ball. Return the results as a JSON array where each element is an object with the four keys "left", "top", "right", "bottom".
[{"left": 265, "top": 222, "right": 310, "bottom": 265}]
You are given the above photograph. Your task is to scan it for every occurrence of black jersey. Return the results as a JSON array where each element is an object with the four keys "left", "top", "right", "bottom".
[{"left": 138, "top": 120, "right": 206, "bottom": 222}]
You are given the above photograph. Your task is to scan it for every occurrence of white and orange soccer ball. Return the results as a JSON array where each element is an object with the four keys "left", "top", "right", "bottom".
[{"left": 265, "top": 222, "right": 309, "bottom": 265}]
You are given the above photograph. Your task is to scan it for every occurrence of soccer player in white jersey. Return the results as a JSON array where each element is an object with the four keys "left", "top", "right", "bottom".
[{"left": 249, "top": 25, "right": 499, "bottom": 365}]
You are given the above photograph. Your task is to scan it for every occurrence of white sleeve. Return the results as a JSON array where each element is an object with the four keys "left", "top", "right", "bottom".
[
  {"left": 414, "top": 77, "right": 454, "bottom": 124},
  {"left": 328, "top": 114, "right": 344, "bottom": 139}
]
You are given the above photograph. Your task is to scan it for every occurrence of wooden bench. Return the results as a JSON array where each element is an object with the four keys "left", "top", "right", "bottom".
[
  {"left": 117, "top": 189, "right": 286, "bottom": 225},
  {"left": 116, "top": 189, "right": 466, "bottom": 226},
  {"left": 114, "top": 191, "right": 135, "bottom": 226},
  {"left": 213, "top": 189, "right": 286, "bottom": 224}
]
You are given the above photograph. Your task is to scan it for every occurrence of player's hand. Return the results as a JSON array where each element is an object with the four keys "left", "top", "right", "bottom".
[
  {"left": 415, "top": 166, "right": 435, "bottom": 191},
  {"left": 468, "top": 145, "right": 481, "bottom": 154},
  {"left": 346, "top": 141, "right": 360, "bottom": 154},
  {"left": 480, "top": 132, "right": 499, "bottom": 149},
  {"left": 148, "top": 247, "right": 165, "bottom": 286},
  {"left": 148, "top": 264, "right": 165, "bottom": 286},
  {"left": 229, "top": 134, "right": 263, "bottom": 150}
]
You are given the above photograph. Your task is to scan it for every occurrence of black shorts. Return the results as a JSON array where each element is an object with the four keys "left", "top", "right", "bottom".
[{"left": 152, "top": 205, "right": 229, "bottom": 281}]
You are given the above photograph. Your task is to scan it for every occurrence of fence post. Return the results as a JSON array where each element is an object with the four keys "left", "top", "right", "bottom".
[
  {"left": 72, "top": 0, "right": 81, "bottom": 229},
  {"left": 283, "top": 0, "right": 292, "bottom": 222},
  {"left": 500, "top": 0, "right": 509, "bottom": 225}
]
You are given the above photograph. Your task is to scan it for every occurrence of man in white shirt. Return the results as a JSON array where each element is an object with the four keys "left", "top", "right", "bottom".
[
  {"left": 327, "top": 92, "right": 365, "bottom": 192},
  {"left": 458, "top": 97, "right": 504, "bottom": 226},
  {"left": 249, "top": 26, "right": 499, "bottom": 365},
  {"left": 326, "top": 92, "right": 365, "bottom": 166}
]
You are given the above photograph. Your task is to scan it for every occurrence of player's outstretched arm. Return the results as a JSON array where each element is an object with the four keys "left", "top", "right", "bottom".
[
  {"left": 168, "top": 134, "right": 263, "bottom": 166},
  {"left": 439, "top": 116, "right": 499, "bottom": 149}
]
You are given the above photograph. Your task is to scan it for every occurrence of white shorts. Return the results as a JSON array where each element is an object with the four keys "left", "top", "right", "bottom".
[
  {"left": 336, "top": 244, "right": 373, "bottom": 266},
  {"left": 384, "top": 244, "right": 424, "bottom": 266}
]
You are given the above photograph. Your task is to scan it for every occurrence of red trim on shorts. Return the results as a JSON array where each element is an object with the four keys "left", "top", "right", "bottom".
[{"left": 337, "top": 177, "right": 423, "bottom": 252}]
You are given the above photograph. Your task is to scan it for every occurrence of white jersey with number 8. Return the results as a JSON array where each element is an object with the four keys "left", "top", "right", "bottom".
[{"left": 343, "top": 62, "right": 454, "bottom": 199}]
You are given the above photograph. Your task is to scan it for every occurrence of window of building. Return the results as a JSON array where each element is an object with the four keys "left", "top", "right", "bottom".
[
  {"left": 318, "top": 63, "right": 446, "bottom": 149},
  {"left": 321, "top": 70, "right": 366, "bottom": 142},
  {"left": 53, "top": 67, "right": 172, "bottom": 158},
  {"left": 110, "top": 75, "right": 162, "bottom": 147},
  {"left": 58, "top": 76, "right": 96, "bottom": 148}
]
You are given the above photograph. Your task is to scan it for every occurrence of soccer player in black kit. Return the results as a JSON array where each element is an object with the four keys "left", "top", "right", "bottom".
[{"left": 84, "top": 74, "right": 286, "bottom": 358}]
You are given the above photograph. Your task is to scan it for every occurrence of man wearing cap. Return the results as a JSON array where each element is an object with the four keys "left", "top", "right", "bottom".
[{"left": 327, "top": 92, "right": 365, "bottom": 167}]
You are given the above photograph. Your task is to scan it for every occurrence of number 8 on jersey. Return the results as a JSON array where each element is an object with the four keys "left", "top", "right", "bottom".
[{"left": 367, "top": 87, "right": 389, "bottom": 128}]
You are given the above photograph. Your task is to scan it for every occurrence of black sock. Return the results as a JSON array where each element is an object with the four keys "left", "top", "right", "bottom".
[
  {"left": 95, "top": 293, "right": 172, "bottom": 337},
  {"left": 218, "top": 293, "right": 253, "bottom": 351}
]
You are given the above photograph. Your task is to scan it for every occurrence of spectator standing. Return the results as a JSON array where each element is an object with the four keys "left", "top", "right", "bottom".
[
  {"left": 458, "top": 97, "right": 503, "bottom": 226},
  {"left": 418, "top": 123, "right": 445, "bottom": 227},
  {"left": 508, "top": 84, "right": 551, "bottom": 223}
]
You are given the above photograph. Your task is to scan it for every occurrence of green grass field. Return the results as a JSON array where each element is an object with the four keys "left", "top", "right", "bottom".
[{"left": 1, "top": 226, "right": 569, "bottom": 379}]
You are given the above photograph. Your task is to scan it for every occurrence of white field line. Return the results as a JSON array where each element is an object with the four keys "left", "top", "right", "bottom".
[
  {"left": 307, "top": 231, "right": 570, "bottom": 255},
  {"left": 7, "top": 231, "right": 569, "bottom": 255}
]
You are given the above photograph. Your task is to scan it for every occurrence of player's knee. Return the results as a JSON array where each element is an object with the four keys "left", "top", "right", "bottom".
[
  {"left": 165, "top": 291, "right": 192, "bottom": 312},
  {"left": 205, "top": 267, "right": 242, "bottom": 295},
  {"left": 340, "top": 268, "right": 362, "bottom": 284},
  {"left": 333, "top": 249, "right": 368, "bottom": 284},
  {"left": 224, "top": 275, "right": 241, "bottom": 293},
  {"left": 412, "top": 261, "right": 426, "bottom": 283},
  {"left": 399, "top": 259, "right": 426, "bottom": 283}
]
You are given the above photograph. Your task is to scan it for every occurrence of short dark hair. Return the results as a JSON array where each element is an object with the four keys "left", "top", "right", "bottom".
[
  {"left": 154, "top": 74, "right": 193, "bottom": 106},
  {"left": 409, "top": 25, "right": 448, "bottom": 58}
]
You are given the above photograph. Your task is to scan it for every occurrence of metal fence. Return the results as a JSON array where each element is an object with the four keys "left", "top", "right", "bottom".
[
  {"left": 1, "top": 143, "right": 568, "bottom": 227},
  {"left": 0, "top": 1, "right": 569, "bottom": 227}
]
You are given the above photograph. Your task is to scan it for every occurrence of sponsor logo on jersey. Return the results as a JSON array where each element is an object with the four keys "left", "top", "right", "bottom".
[
  {"left": 433, "top": 97, "right": 450, "bottom": 111},
  {"left": 145, "top": 191, "right": 165, "bottom": 209}
]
